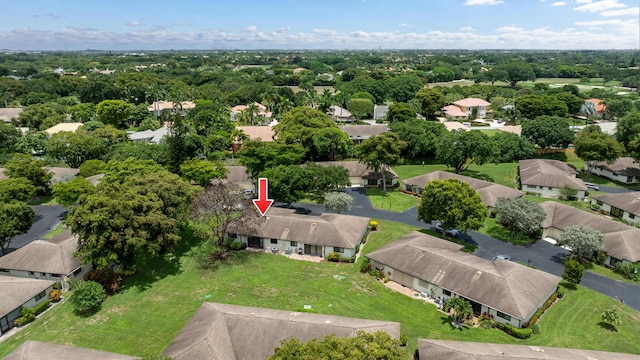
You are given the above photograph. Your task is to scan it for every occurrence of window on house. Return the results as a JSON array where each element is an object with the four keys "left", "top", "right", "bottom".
[
  {"left": 34, "top": 291, "right": 46, "bottom": 301},
  {"left": 270, "top": 239, "right": 278, "bottom": 244},
  {"left": 597, "top": 200, "right": 603, "bottom": 206},
  {"left": 0, "top": 269, "right": 8, "bottom": 273},
  {"left": 497, "top": 311, "right": 512, "bottom": 321},
  {"left": 51, "top": 274, "right": 61, "bottom": 278},
  {"left": 443, "top": 289, "right": 451, "bottom": 296},
  {"left": 334, "top": 247, "right": 344, "bottom": 253},
  {"left": 73, "top": 268, "right": 82, "bottom": 276},
  {"left": 29, "top": 271, "right": 35, "bottom": 276},
  {"left": 290, "top": 241, "right": 297, "bottom": 247},
  {"left": 629, "top": 214, "right": 635, "bottom": 220},
  {"left": 548, "top": 187, "right": 553, "bottom": 190}
]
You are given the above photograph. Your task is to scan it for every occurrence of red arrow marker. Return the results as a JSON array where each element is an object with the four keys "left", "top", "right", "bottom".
[{"left": 253, "top": 178, "right": 274, "bottom": 216}]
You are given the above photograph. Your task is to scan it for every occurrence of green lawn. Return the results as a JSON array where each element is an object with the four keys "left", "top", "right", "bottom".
[
  {"left": 477, "top": 217, "right": 536, "bottom": 246},
  {"left": 1, "top": 221, "right": 639, "bottom": 357},
  {"left": 365, "top": 188, "right": 421, "bottom": 212},
  {"left": 476, "top": 129, "right": 498, "bottom": 137},
  {"left": 393, "top": 163, "right": 519, "bottom": 188},
  {"left": 584, "top": 262, "right": 639, "bottom": 284},
  {"left": 43, "top": 222, "right": 67, "bottom": 239},
  {"left": 525, "top": 195, "right": 592, "bottom": 212}
]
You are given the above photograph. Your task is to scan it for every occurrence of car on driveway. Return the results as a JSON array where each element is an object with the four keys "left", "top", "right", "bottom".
[
  {"left": 435, "top": 222, "right": 460, "bottom": 237},
  {"left": 584, "top": 182, "right": 600, "bottom": 191}
]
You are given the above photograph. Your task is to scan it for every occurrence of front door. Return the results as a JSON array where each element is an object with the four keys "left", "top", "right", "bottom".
[{"left": 248, "top": 237, "right": 263, "bottom": 248}]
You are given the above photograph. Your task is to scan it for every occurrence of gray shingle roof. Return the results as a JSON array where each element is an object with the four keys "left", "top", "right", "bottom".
[
  {"left": 338, "top": 124, "right": 389, "bottom": 140},
  {"left": 4, "top": 340, "right": 140, "bottom": 360},
  {"left": 593, "top": 157, "right": 640, "bottom": 177},
  {"left": 226, "top": 166, "right": 252, "bottom": 183},
  {"left": 540, "top": 201, "right": 640, "bottom": 262},
  {"left": 403, "top": 170, "right": 524, "bottom": 207},
  {"left": 373, "top": 105, "right": 389, "bottom": 120},
  {"left": 315, "top": 161, "right": 398, "bottom": 179},
  {"left": 231, "top": 208, "right": 370, "bottom": 249},
  {"left": 0, "top": 107, "right": 23, "bottom": 123},
  {"left": 417, "top": 339, "right": 640, "bottom": 360},
  {"left": 0, "top": 277, "right": 54, "bottom": 318},
  {"left": 0, "top": 229, "right": 82, "bottom": 276},
  {"left": 162, "top": 302, "right": 400, "bottom": 360},
  {"left": 366, "top": 231, "right": 561, "bottom": 320},
  {"left": 592, "top": 191, "right": 640, "bottom": 217},
  {"left": 519, "top": 159, "right": 587, "bottom": 190}
]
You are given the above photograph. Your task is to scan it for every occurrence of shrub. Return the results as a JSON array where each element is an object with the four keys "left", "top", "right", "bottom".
[
  {"left": 33, "top": 300, "right": 51, "bottom": 316},
  {"left": 49, "top": 289, "right": 61, "bottom": 302},
  {"left": 532, "top": 323, "right": 541, "bottom": 335},
  {"left": 591, "top": 203, "right": 601, "bottom": 211},
  {"left": 399, "top": 333, "right": 408, "bottom": 347},
  {"left": 84, "top": 268, "right": 122, "bottom": 296},
  {"left": 369, "top": 220, "right": 378, "bottom": 231},
  {"left": 327, "top": 252, "right": 341, "bottom": 262},
  {"left": 495, "top": 322, "right": 532, "bottom": 339},
  {"left": 360, "top": 258, "right": 372, "bottom": 273},
  {"left": 228, "top": 241, "right": 243, "bottom": 251},
  {"left": 556, "top": 285, "right": 566, "bottom": 299},
  {"left": 52, "top": 282, "right": 62, "bottom": 290},
  {"left": 613, "top": 263, "right": 639, "bottom": 280},
  {"left": 70, "top": 280, "right": 105, "bottom": 313},
  {"left": 479, "top": 318, "right": 493, "bottom": 329},
  {"left": 596, "top": 251, "right": 607, "bottom": 265}
]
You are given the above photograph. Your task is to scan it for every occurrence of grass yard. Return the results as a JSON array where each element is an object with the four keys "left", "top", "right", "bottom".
[
  {"left": 1, "top": 221, "right": 639, "bottom": 357},
  {"left": 477, "top": 217, "right": 536, "bottom": 246},
  {"left": 43, "top": 222, "right": 67, "bottom": 239},
  {"left": 584, "top": 262, "right": 639, "bottom": 284},
  {"left": 366, "top": 188, "right": 421, "bottom": 212},
  {"left": 393, "top": 163, "right": 519, "bottom": 188},
  {"left": 476, "top": 129, "right": 498, "bottom": 137},
  {"left": 524, "top": 195, "right": 592, "bottom": 212}
]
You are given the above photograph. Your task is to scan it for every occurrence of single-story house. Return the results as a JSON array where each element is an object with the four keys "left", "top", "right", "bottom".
[
  {"left": 226, "top": 165, "right": 253, "bottom": 191},
  {"left": 292, "top": 67, "right": 307, "bottom": 74},
  {"left": 497, "top": 125, "right": 522, "bottom": 136},
  {"left": 228, "top": 207, "right": 370, "bottom": 259},
  {"left": 442, "top": 121, "right": 470, "bottom": 132},
  {"left": 589, "top": 157, "right": 640, "bottom": 184},
  {"left": 366, "top": 232, "right": 561, "bottom": 328},
  {"left": 373, "top": 104, "right": 389, "bottom": 120},
  {"left": 162, "top": 302, "right": 400, "bottom": 360},
  {"left": 328, "top": 105, "right": 352, "bottom": 121},
  {"left": 585, "top": 98, "right": 606, "bottom": 118},
  {"left": 0, "top": 277, "right": 54, "bottom": 336},
  {"left": 417, "top": 339, "right": 640, "bottom": 360},
  {"left": 338, "top": 124, "right": 389, "bottom": 145},
  {"left": 0, "top": 107, "right": 23, "bottom": 123},
  {"left": 230, "top": 102, "right": 272, "bottom": 123},
  {"left": 441, "top": 105, "right": 469, "bottom": 120},
  {"left": 147, "top": 101, "right": 195, "bottom": 117},
  {"left": 402, "top": 170, "right": 524, "bottom": 210},
  {"left": 235, "top": 125, "right": 274, "bottom": 142},
  {"left": 540, "top": 201, "right": 640, "bottom": 266},
  {"left": 519, "top": 159, "right": 587, "bottom": 199},
  {"left": 452, "top": 98, "right": 491, "bottom": 119},
  {"left": 43, "top": 122, "right": 84, "bottom": 135},
  {"left": 128, "top": 126, "right": 170, "bottom": 144},
  {"left": 0, "top": 229, "right": 91, "bottom": 290},
  {"left": 4, "top": 340, "right": 140, "bottom": 359},
  {"left": 314, "top": 161, "right": 399, "bottom": 187},
  {"left": 591, "top": 192, "right": 640, "bottom": 225},
  {"left": 571, "top": 121, "right": 617, "bottom": 136}
]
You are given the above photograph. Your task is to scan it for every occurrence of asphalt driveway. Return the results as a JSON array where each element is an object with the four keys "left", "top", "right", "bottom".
[{"left": 5, "top": 205, "right": 67, "bottom": 254}]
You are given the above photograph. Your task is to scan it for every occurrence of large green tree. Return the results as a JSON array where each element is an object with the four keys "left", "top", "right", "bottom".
[
  {"left": 386, "top": 74, "right": 424, "bottom": 103},
  {"left": 0, "top": 178, "right": 36, "bottom": 203},
  {"left": 0, "top": 201, "right": 35, "bottom": 254},
  {"left": 52, "top": 177, "right": 96, "bottom": 207},
  {"left": 347, "top": 98, "right": 374, "bottom": 119},
  {"left": 355, "top": 133, "right": 406, "bottom": 192},
  {"left": 515, "top": 94, "right": 569, "bottom": 119},
  {"left": 417, "top": 178, "right": 486, "bottom": 237},
  {"left": 389, "top": 119, "right": 445, "bottom": 159},
  {"left": 311, "top": 127, "right": 351, "bottom": 161},
  {"left": 95, "top": 100, "right": 132, "bottom": 129},
  {"left": 386, "top": 102, "right": 417, "bottom": 123},
  {"left": 238, "top": 140, "right": 304, "bottom": 177},
  {"left": 0, "top": 123, "right": 21, "bottom": 154},
  {"left": 575, "top": 125, "right": 624, "bottom": 178},
  {"left": 415, "top": 87, "right": 445, "bottom": 120},
  {"left": 273, "top": 106, "right": 337, "bottom": 159},
  {"left": 497, "top": 62, "right": 536, "bottom": 87},
  {"left": 260, "top": 165, "right": 311, "bottom": 205},
  {"left": 558, "top": 225, "right": 604, "bottom": 260},
  {"left": 180, "top": 159, "right": 227, "bottom": 187},
  {"left": 436, "top": 129, "right": 496, "bottom": 174},
  {"left": 495, "top": 197, "right": 546, "bottom": 236},
  {"left": 323, "top": 191, "right": 353, "bottom": 214},
  {"left": 522, "top": 116, "right": 575, "bottom": 150},
  {"left": 3, "top": 154, "right": 52, "bottom": 189},
  {"left": 46, "top": 131, "right": 108, "bottom": 168},
  {"left": 616, "top": 111, "right": 640, "bottom": 149},
  {"left": 492, "top": 131, "right": 536, "bottom": 163}
]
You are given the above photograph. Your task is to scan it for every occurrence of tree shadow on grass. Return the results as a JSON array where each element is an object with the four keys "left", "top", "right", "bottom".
[
  {"left": 460, "top": 169, "right": 495, "bottom": 184},
  {"left": 73, "top": 305, "right": 103, "bottom": 318},
  {"left": 597, "top": 321, "right": 618, "bottom": 332},
  {"left": 418, "top": 229, "right": 478, "bottom": 253},
  {"left": 560, "top": 281, "right": 577, "bottom": 291}
]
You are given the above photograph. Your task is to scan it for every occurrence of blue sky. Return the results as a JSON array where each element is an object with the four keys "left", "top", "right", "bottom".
[{"left": 1, "top": 0, "right": 638, "bottom": 50}]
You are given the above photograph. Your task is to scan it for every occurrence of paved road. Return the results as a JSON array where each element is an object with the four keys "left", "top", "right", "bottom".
[
  {"left": 295, "top": 187, "right": 640, "bottom": 311},
  {"left": 599, "top": 185, "right": 635, "bottom": 194},
  {"left": 6, "top": 205, "right": 67, "bottom": 254}
]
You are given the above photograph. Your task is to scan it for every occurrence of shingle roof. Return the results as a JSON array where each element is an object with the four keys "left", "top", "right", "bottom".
[
  {"left": 442, "top": 105, "right": 469, "bottom": 118},
  {"left": 162, "top": 302, "right": 400, "bottom": 360},
  {"left": 497, "top": 125, "right": 522, "bottom": 136},
  {"left": 592, "top": 157, "right": 640, "bottom": 177},
  {"left": 43, "top": 122, "right": 84, "bottom": 135},
  {"left": 4, "top": 340, "right": 140, "bottom": 360},
  {"left": 230, "top": 207, "right": 369, "bottom": 249},
  {"left": 592, "top": 191, "right": 640, "bottom": 216},
  {"left": 44, "top": 167, "right": 80, "bottom": 182},
  {"left": 329, "top": 105, "right": 352, "bottom": 118},
  {"left": 0, "top": 229, "right": 82, "bottom": 276},
  {"left": 85, "top": 173, "right": 105, "bottom": 186},
  {"left": 366, "top": 232, "right": 561, "bottom": 320},
  {"left": 230, "top": 102, "right": 272, "bottom": 118},
  {"left": 443, "top": 121, "right": 470, "bottom": 131},
  {"left": 519, "top": 159, "right": 587, "bottom": 190},
  {"left": 417, "top": 339, "right": 640, "bottom": 360},
  {"left": 236, "top": 126, "right": 274, "bottom": 141},
  {"left": 314, "top": 161, "right": 398, "bottom": 179},
  {"left": 403, "top": 170, "right": 524, "bottom": 207},
  {"left": 147, "top": 101, "right": 195, "bottom": 112},
  {"left": 373, "top": 104, "right": 389, "bottom": 120},
  {"left": 0, "top": 107, "right": 23, "bottom": 123},
  {"left": 226, "top": 166, "right": 251, "bottom": 183},
  {"left": 540, "top": 201, "right": 640, "bottom": 262},
  {"left": 338, "top": 124, "right": 389, "bottom": 139},
  {"left": 0, "top": 277, "right": 54, "bottom": 318},
  {"left": 453, "top": 98, "right": 491, "bottom": 107}
]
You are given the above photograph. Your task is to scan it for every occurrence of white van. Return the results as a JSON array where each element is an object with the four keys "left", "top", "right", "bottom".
[{"left": 584, "top": 182, "right": 600, "bottom": 191}]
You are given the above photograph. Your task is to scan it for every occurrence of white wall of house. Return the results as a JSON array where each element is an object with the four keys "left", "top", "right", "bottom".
[
  {"left": 0, "top": 265, "right": 91, "bottom": 291},
  {"left": 590, "top": 167, "right": 638, "bottom": 184},
  {"left": 521, "top": 184, "right": 585, "bottom": 200},
  {"left": 1, "top": 285, "right": 53, "bottom": 334},
  {"left": 591, "top": 200, "right": 640, "bottom": 225},
  {"left": 233, "top": 235, "right": 358, "bottom": 259}
]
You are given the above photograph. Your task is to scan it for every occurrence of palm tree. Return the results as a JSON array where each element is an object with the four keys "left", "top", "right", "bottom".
[
  {"left": 246, "top": 103, "right": 260, "bottom": 126},
  {"left": 444, "top": 297, "right": 473, "bottom": 326},
  {"left": 318, "top": 88, "right": 334, "bottom": 114},
  {"left": 276, "top": 97, "right": 293, "bottom": 116},
  {"left": 237, "top": 109, "right": 250, "bottom": 125},
  {"left": 302, "top": 90, "right": 318, "bottom": 108},
  {"left": 262, "top": 89, "right": 279, "bottom": 114}
]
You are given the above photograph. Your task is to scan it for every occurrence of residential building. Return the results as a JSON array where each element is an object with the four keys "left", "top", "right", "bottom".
[
  {"left": 328, "top": 105, "right": 352, "bottom": 121},
  {"left": 4, "top": 341, "right": 140, "bottom": 359},
  {"left": 441, "top": 105, "right": 469, "bottom": 120},
  {"left": 235, "top": 125, "right": 275, "bottom": 142},
  {"left": 442, "top": 121, "right": 470, "bottom": 131},
  {"left": 128, "top": 126, "right": 170, "bottom": 144},
  {"left": 292, "top": 67, "right": 307, "bottom": 74},
  {"left": 338, "top": 124, "right": 389, "bottom": 145},
  {"left": 452, "top": 98, "right": 491, "bottom": 119},
  {"left": 402, "top": 170, "right": 524, "bottom": 210},
  {"left": 228, "top": 207, "right": 370, "bottom": 259},
  {"left": 496, "top": 125, "right": 522, "bottom": 136},
  {"left": 540, "top": 201, "right": 640, "bottom": 266},
  {"left": 162, "top": 302, "right": 400, "bottom": 360},
  {"left": 0, "top": 107, "right": 23, "bottom": 123},
  {"left": 519, "top": 159, "right": 587, "bottom": 199},
  {"left": 0, "top": 229, "right": 91, "bottom": 290},
  {"left": 417, "top": 339, "right": 640, "bottom": 360},
  {"left": 589, "top": 157, "right": 640, "bottom": 184},
  {"left": 314, "top": 161, "right": 399, "bottom": 187},
  {"left": 366, "top": 232, "right": 561, "bottom": 328},
  {"left": 225, "top": 165, "right": 253, "bottom": 191},
  {"left": 585, "top": 98, "right": 606, "bottom": 118},
  {"left": 0, "top": 277, "right": 54, "bottom": 336},
  {"left": 373, "top": 104, "right": 389, "bottom": 120},
  {"left": 0, "top": 167, "right": 79, "bottom": 183},
  {"left": 591, "top": 192, "right": 640, "bottom": 225},
  {"left": 147, "top": 101, "right": 195, "bottom": 117},
  {"left": 230, "top": 102, "right": 272, "bottom": 123},
  {"left": 43, "top": 122, "right": 84, "bottom": 135}
]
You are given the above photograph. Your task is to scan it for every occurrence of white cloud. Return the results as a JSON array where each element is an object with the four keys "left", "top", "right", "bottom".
[
  {"left": 244, "top": 26, "right": 257, "bottom": 32},
  {"left": 573, "top": 0, "right": 626, "bottom": 12},
  {"left": 397, "top": 23, "right": 409, "bottom": 27},
  {"left": 574, "top": 18, "right": 639, "bottom": 33},
  {"left": 551, "top": 2, "right": 566, "bottom": 6},
  {"left": 126, "top": 21, "right": 140, "bottom": 27},
  {"left": 459, "top": 26, "right": 475, "bottom": 32},
  {"left": 600, "top": 7, "right": 639, "bottom": 16},
  {"left": 575, "top": 0, "right": 592, "bottom": 3},
  {"left": 495, "top": 26, "right": 525, "bottom": 32},
  {"left": 464, "top": 0, "right": 503, "bottom": 5}
]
